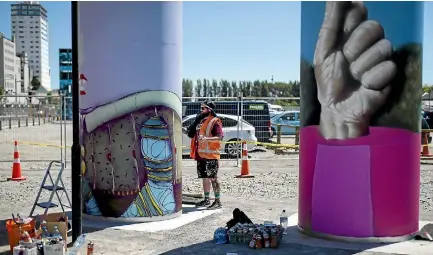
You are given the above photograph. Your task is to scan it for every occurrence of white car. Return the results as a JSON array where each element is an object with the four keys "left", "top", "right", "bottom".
[{"left": 182, "top": 114, "right": 257, "bottom": 157}]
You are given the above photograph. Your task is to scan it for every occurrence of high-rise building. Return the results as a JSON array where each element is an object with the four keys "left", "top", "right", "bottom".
[
  {"left": 0, "top": 33, "right": 17, "bottom": 95},
  {"left": 59, "top": 48, "right": 72, "bottom": 119},
  {"left": 16, "top": 51, "right": 33, "bottom": 94},
  {"left": 11, "top": 1, "right": 51, "bottom": 91},
  {"left": 59, "top": 48, "right": 71, "bottom": 95}
]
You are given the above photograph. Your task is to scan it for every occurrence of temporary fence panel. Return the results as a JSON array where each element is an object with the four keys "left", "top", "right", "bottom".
[
  {"left": 0, "top": 95, "right": 69, "bottom": 163},
  {"left": 182, "top": 97, "right": 300, "bottom": 164}
]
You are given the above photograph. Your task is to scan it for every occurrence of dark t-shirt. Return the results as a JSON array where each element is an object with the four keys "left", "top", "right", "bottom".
[{"left": 195, "top": 117, "right": 223, "bottom": 160}]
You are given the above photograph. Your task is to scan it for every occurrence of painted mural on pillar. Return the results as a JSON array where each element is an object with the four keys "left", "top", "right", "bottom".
[
  {"left": 299, "top": 1, "right": 423, "bottom": 238},
  {"left": 78, "top": 2, "right": 182, "bottom": 219}
]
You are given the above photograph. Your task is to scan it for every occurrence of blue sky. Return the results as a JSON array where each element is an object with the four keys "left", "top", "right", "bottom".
[
  {"left": 0, "top": 1, "right": 432, "bottom": 90},
  {"left": 301, "top": 2, "right": 424, "bottom": 62}
]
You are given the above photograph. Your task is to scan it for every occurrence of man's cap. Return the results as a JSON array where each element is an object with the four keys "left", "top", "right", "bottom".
[{"left": 201, "top": 100, "right": 216, "bottom": 110}]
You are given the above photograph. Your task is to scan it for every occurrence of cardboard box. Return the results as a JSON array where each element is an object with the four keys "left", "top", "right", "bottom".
[
  {"left": 39, "top": 212, "right": 68, "bottom": 243},
  {"left": 43, "top": 242, "right": 65, "bottom": 255}
]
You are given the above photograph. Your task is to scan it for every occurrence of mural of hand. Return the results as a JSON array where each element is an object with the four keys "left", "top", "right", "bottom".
[{"left": 314, "top": 1, "right": 397, "bottom": 140}]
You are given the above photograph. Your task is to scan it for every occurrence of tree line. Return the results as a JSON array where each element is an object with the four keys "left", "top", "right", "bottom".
[
  {"left": 423, "top": 85, "right": 433, "bottom": 93},
  {"left": 182, "top": 79, "right": 300, "bottom": 105}
]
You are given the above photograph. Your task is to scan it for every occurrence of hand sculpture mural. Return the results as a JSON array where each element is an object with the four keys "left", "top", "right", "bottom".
[{"left": 314, "top": 1, "right": 397, "bottom": 140}]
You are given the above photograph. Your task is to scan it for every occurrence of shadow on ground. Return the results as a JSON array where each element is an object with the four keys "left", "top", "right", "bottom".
[{"left": 159, "top": 226, "right": 386, "bottom": 255}]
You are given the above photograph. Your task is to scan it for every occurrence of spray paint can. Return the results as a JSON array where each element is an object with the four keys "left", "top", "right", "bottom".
[{"left": 87, "top": 241, "right": 94, "bottom": 255}]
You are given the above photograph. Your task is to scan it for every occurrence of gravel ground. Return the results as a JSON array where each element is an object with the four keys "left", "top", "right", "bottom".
[{"left": 0, "top": 123, "right": 432, "bottom": 254}]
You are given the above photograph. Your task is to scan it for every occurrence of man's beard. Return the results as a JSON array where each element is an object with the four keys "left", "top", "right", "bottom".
[{"left": 201, "top": 111, "right": 211, "bottom": 117}]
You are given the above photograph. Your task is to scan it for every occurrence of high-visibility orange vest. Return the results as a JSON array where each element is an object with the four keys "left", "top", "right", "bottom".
[{"left": 190, "top": 116, "right": 222, "bottom": 160}]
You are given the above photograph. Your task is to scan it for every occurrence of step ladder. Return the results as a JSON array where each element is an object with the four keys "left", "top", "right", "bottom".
[{"left": 29, "top": 160, "right": 72, "bottom": 225}]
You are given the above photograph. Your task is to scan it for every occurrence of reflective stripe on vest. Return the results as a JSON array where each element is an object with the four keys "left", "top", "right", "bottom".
[{"left": 205, "top": 117, "right": 219, "bottom": 137}]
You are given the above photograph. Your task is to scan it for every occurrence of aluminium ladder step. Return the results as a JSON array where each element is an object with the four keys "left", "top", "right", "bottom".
[{"left": 42, "top": 185, "right": 65, "bottom": 191}]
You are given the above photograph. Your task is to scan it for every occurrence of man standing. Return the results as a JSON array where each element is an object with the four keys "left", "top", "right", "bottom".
[{"left": 184, "top": 100, "right": 223, "bottom": 209}]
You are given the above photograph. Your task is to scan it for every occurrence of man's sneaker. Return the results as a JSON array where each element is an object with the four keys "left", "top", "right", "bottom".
[
  {"left": 195, "top": 199, "right": 210, "bottom": 207},
  {"left": 207, "top": 200, "right": 222, "bottom": 210}
]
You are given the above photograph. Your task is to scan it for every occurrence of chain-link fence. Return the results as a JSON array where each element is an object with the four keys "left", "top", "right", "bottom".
[
  {"left": 182, "top": 97, "right": 300, "bottom": 165},
  {"left": 0, "top": 95, "right": 70, "bottom": 164}
]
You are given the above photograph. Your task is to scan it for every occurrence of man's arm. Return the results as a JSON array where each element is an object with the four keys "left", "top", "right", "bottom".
[{"left": 185, "top": 114, "right": 203, "bottom": 139}]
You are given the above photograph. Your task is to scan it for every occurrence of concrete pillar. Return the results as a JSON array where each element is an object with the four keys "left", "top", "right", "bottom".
[
  {"left": 299, "top": 1, "right": 423, "bottom": 241},
  {"left": 78, "top": 2, "right": 182, "bottom": 220}
]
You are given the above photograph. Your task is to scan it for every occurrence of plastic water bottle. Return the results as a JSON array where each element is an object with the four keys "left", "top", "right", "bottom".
[
  {"left": 66, "top": 234, "right": 87, "bottom": 255},
  {"left": 52, "top": 225, "right": 62, "bottom": 240},
  {"left": 279, "top": 210, "right": 288, "bottom": 234},
  {"left": 41, "top": 226, "right": 50, "bottom": 243}
]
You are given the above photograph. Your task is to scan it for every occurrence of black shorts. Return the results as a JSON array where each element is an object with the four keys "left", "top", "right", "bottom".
[{"left": 197, "top": 159, "right": 219, "bottom": 178}]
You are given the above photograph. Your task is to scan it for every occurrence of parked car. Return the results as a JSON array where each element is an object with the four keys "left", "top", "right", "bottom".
[
  {"left": 422, "top": 110, "right": 433, "bottom": 130},
  {"left": 183, "top": 101, "right": 272, "bottom": 142},
  {"left": 268, "top": 104, "right": 284, "bottom": 117},
  {"left": 271, "top": 110, "right": 300, "bottom": 136},
  {"left": 182, "top": 114, "right": 257, "bottom": 157}
]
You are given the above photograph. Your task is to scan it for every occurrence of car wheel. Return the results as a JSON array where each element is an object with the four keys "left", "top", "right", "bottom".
[{"left": 225, "top": 139, "right": 241, "bottom": 158}]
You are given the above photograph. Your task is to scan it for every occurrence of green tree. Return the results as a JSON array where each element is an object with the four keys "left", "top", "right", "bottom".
[
  {"left": 212, "top": 79, "right": 219, "bottom": 97},
  {"left": 252, "top": 80, "right": 261, "bottom": 97},
  {"left": 0, "top": 86, "right": 6, "bottom": 103},
  {"left": 219, "top": 79, "right": 229, "bottom": 97},
  {"left": 182, "top": 79, "right": 193, "bottom": 101},
  {"left": 195, "top": 79, "right": 202, "bottom": 97},
  {"left": 423, "top": 85, "right": 432, "bottom": 93},
  {"left": 260, "top": 80, "right": 270, "bottom": 97},
  {"left": 31, "top": 76, "right": 41, "bottom": 91},
  {"left": 230, "top": 81, "right": 237, "bottom": 97},
  {"left": 291, "top": 81, "right": 301, "bottom": 97},
  {"left": 203, "top": 79, "right": 209, "bottom": 97}
]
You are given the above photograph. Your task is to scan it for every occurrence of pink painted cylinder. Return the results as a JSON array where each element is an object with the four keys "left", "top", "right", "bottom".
[
  {"left": 298, "top": 126, "right": 420, "bottom": 238},
  {"left": 299, "top": 1, "right": 423, "bottom": 239}
]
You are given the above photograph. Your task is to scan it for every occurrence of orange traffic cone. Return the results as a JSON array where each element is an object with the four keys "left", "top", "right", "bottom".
[
  {"left": 235, "top": 141, "right": 254, "bottom": 178},
  {"left": 421, "top": 133, "right": 433, "bottom": 158},
  {"left": 7, "top": 141, "right": 26, "bottom": 181}
]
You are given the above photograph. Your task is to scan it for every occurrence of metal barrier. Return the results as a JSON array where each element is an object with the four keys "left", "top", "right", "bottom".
[
  {"left": 0, "top": 95, "right": 300, "bottom": 163},
  {"left": 182, "top": 96, "right": 300, "bottom": 164},
  {"left": 0, "top": 95, "right": 69, "bottom": 164}
]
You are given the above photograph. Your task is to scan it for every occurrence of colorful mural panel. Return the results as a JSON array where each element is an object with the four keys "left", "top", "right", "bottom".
[
  {"left": 78, "top": 2, "right": 182, "bottom": 219},
  {"left": 299, "top": 1, "right": 423, "bottom": 238}
]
